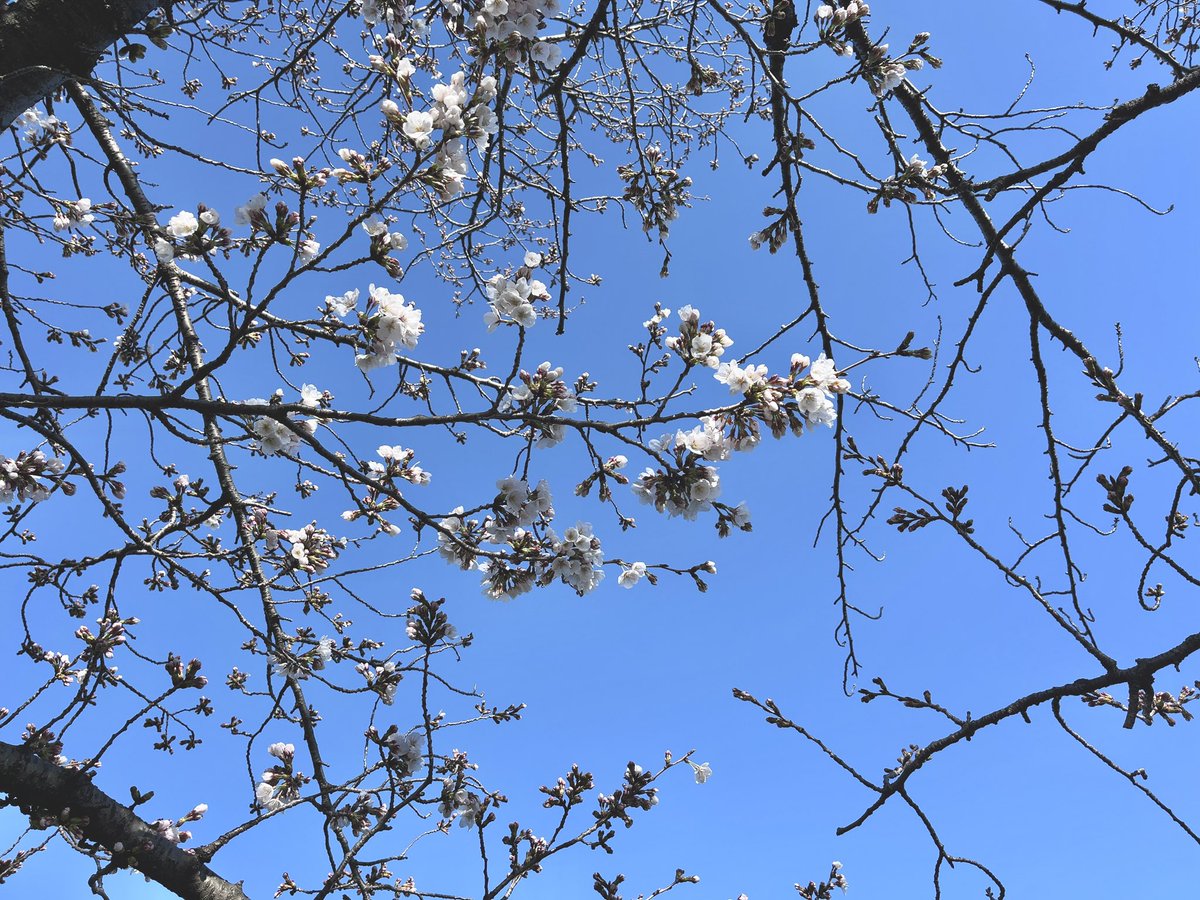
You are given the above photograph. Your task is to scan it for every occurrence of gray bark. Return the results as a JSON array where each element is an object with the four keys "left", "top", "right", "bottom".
[
  {"left": 0, "top": 740, "right": 250, "bottom": 899},
  {"left": 0, "top": 0, "right": 164, "bottom": 129}
]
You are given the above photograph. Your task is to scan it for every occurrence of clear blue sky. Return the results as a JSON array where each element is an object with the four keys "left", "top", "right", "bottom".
[{"left": 4, "top": 2, "right": 1199, "bottom": 898}]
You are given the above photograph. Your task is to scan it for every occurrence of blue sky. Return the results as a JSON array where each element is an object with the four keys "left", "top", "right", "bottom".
[{"left": 3, "top": 2, "right": 1199, "bottom": 898}]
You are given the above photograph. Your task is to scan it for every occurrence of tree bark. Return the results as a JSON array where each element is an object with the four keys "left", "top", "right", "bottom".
[
  {"left": 0, "top": 0, "right": 165, "bottom": 130},
  {"left": 0, "top": 741, "right": 250, "bottom": 900}
]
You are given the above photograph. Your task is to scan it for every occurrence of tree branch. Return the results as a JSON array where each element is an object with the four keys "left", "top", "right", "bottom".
[
  {"left": 0, "top": 0, "right": 165, "bottom": 129},
  {"left": 0, "top": 741, "right": 249, "bottom": 900}
]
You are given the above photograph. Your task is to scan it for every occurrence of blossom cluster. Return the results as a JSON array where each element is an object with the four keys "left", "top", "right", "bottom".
[
  {"left": 360, "top": 0, "right": 435, "bottom": 34},
  {"left": 380, "top": 69, "right": 499, "bottom": 196},
  {"left": 341, "top": 283, "right": 425, "bottom": 372},
  {"left": 246, "top": 388, "right": 322, "bottom": 456},
  {"left": 255, "top": 742, "right": 309, "bottom": 813},
  {"left": 484, "top": 252, "right": 549, "bottom": 329},
  {"left": 473, "top": 0, "right": 564, "bottom": 67},
  {"left": 545, "top": 521, "right": 605, "bottom": 594},
  {"left": 631, "top": 455, "right": 722, "bottom": 522},
  {"left": 273, "top": 522, "right": 346, "bottom": 575},
  {"left": 0, "top": 450, "right": 67, "bottom": 503},
  {"left": 630, "top": 353, "right": 845, "bottom": 529},
  {"left": 381, "top": 727, "right": 424, "bottom": 774},
  {"left": 17, "top": 106, "right": 67, "bottom": 145},
  {"left": 439, "top": 783, "right": 484, "bottom": 829},
  {"left": 665, "top": 305, "right": 733, "bottom": 369},
  {"left": 154, "top": 205, "right": 229, "bottom": 263},
  {"left": 714, "top": 351, "right": 848, "bottom": 432},
  {"left": 437, "top": 477, "right": 605, "bottom": 599},
  {"left": 617, "top": 560, "right": 648, "bottom": 588},
  {"left": 873, "top": 53, "right": 909, "bottom": 96},
  {"left": 271, "top": 636, "right": 335, "bottom": 680},
  {"left": 342, "top": 444, "right": 432, "bottom": 533},
  {"left": 52, "top": 199, "right": 95, "bottom": 231},
  {"left": 361, "top": 213, "right": 409, "bottom": 276},
  {"left": 234, "top": 193, "right": 269, "bottom": 227}
]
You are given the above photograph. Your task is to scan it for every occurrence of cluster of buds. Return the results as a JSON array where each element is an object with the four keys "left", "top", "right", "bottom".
[
  {"left": 150, "top": 803, "right": 208, "bottom": 846},
  {"left": 595, "top": 762, "right": 660, "bottom": 829},
  {"left": 575, "top": 454, "right": 630, "bottom": 503},
  {"left": 330, "top": 793, "right": 385, "bottom": 837},
  {"left": 815, "top": 2, "right": 869, "bottom": 28},
  {"left": 242, "top": 506, "right": 277, "bottom": 546},
  {"left": 861, "top": 33, "right": 940, "bottom": 97},
  {"left": 795, "top": 861, "right": 849, "bottom": 898},
  {"left": 1084, "top": 682, "right": 1199, "bottom": 726},
  {"left": 76, "top": 613, "right": 138, "bottom": 664},
  {"left": 883, "top": 743, "right": 922, "bottom": 782},
  {"left": 165, "top": 653, "right": 208, "bottom": 689},
  {"left": 500, "top": 361, "right": 577, "bottom": 447},
  {"left": 539, "top": 764, "right": 595, "bottom": 810},
  {"left": 866, "top": 44, "right": 908, "bottom": 96},
  {"left": 869, "top": 152, "right": 947, "bottom": 212},
  {"left": 356, "top": 659, "right": 404, "bottom": 705},
  {"left": 21, "top": 724, "right": 65, "bottom": 765},
  {"left": 269, "top": 156, "right": 330, "bottom": 191},
  {"left": 330, "top": 147, "right": 391, "bottom": 184},
  {"left": 272, "top": 636, "right": 335, "bottom": 681},
  {"left": 404, "top": 588, "right": 459, "bottom": 646},
  {"left": 97, "top": 461, "right": 127, "bottom": 501},
  {"left": 813, "top": 2, "right": 868, "bottom": 59},
  {"left": 41, "top": 649, "right": 84, "bottom": 685},
  {"left": 236, "top": 188, "right": 320, "bottom": 260},
  {"left": 642, "top": 303, "right": 673, "bottom": 346},
  {"left": 617, "top": 144, "right": 693, "bottom": 240},
  {"left": 0, "top": 450, "right": 67, "bottom": 503},
  {"left": 502, "top": 361, "right": 577, "bottom": 415},
  {"left": 368, "top": 33, "right": 417, "bottom": 94}
]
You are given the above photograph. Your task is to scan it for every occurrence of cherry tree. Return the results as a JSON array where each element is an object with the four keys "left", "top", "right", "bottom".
[{"left": 0, "top": 0, "right": 1198, "bottom": 897}]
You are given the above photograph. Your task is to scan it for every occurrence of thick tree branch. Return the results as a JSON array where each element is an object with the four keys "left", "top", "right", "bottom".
[
  {"left": 0, "top": 0, "right": 165, "bottom": 129},
  {"left": 0, "top": 741, "right": 249, "bottom": 900}
]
